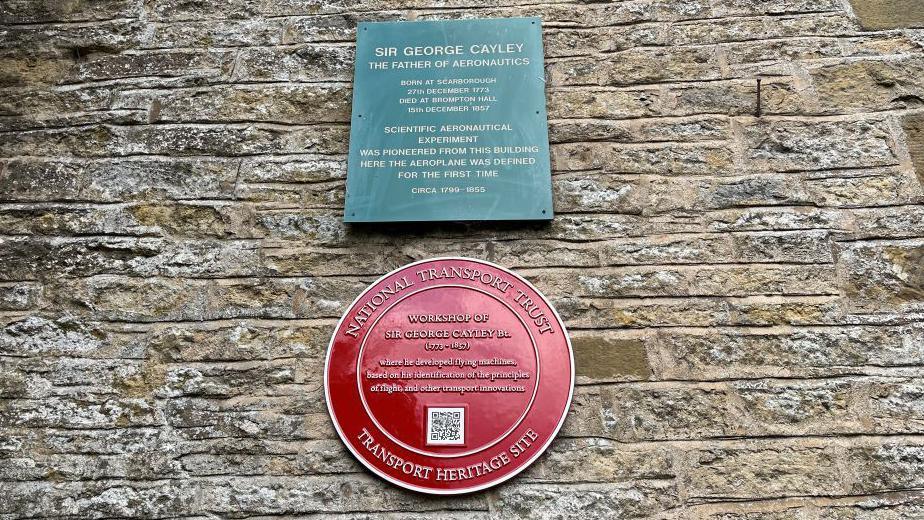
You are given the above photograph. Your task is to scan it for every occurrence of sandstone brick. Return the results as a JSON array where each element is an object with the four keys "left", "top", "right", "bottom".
[
  {"left": 0, "top": 49, "right": 76, "bottom": 88},
  {"left": 724, "top": 37, "right": 844, "bottom": 65},
  {"left": 552, "top": 175, "right": 645, "bottom": 214},
  {"left": 0, "top": 315, "right": 128, "bottom": 358},
  {"left": 547, "top": 88, "right": 662, "bottom": 120},
  {"left": 144, "top": 18, "right": 286, "bottom": 47},
  {"left": 0, "top": 282, "right": 42, "bottom": 311},
  {"left": 732, "top": 379, "right": 859, "bottom": 433},
  {"left": 493, "top": 481, "right": 680, "bottom": 519},
  {"left": 0, "top": 396, "right": 160, "bottom": 429},
  {"left": 742, "top": 118, "right": 897, "bottom": 172},
  {"left": 543, "top": 25, "right": 664, "bottom": 57},
  {"left": 550, "top": 116, "right": 730, "bottom": 144},
  {"left": 712, "top": 0, "right": 841, "bottom": 17},
  {"left": 532, "top": 264, "right": 836, "bottom": 299},
  {"left": 668, "top": 78, "right": 812, "bottom": 116},
  {"left": 659, "top": 324, "right": 923, "bottom": 379},
  {"left": 705, "top": 207, "right": 844, "bottom": 233},
  {"left": 0, "top": 85, "right": 144, "bottom": 131},
  {"left": 121, "top": 321, "right": 331, "bottom": 363},
  {"left": 547, "top": 47, "right": 721, "bottom": 87},
  {"left": 557, "top": 295, "right": 841, "bottom": 329},
  {"left": 682, "top": 444, "right": 845, "bottom": 500},
  {"left": 177, "top": 439, "right": 359, "bottom": 476},
  {"left": 115, "top": 84, "right": 353, "bottom": 124},
  {"left": 848, "top": 443, "right": 924, "bottom": 494},
  {"left": 0, "top": 157, "right": 239, "bottom": 202},
  {"left": 53, "top": 275, "right": 368, "bottom": 321},
  {"left": 869, "top": 379, "right": 924, "bottom": 433},
  {"left": 71, "top": 49, "right": 234, "bottom": 84},
  {"left": 413, "top": 3, "right": 659, "bottom": 28},
  {"left": 848, "top": 205, "right": 924, "bottom": 240},
  {"left": 600, "top": 384, "right": 746, "bottom": 441},
  {"left": 552, "top": 142, "right": 733, "bottom": 175},
  {"left": 164, "top": 394, "right": 330, "bottom": 440},
  {"left": 490, "top": 240, "right": 602, "bottom": 268},
  {"left": 0, "top": 236, "right": 264, "bottom": 280},
  {"left": 523, "top": 438, "right": 674, "bottom": 483},
  {"left": 676, "top": 494, "right": 924, "bottom": 519},
  {"left": 667, "top": 14, "right": 856, "bottom": 45},
  {"left": 0, "top": 123, "right": 350, "bottom": 158},
  {"left": 701, "top": 169, "right": 919, "bottom": 209},
  {"left": 570, "top": 332, "right": 651, "bottom": 382},
  {"left": 0, "top": 19, "right": 143, "bottom": 55},
  {"left": 847, "top": 0, "right": 924, "bottom": 30},
  {"left": 283, "top": 13, "right": 403, "bottom": 44},
  {"left": 836, "top": 239, "right": 924, "bottom": 313},
  {"left": 145, "top": 0, "right": 262, "bottom": 21},
  {"left": 233, "top": 45, "right": 354, "bottom": 82},
  {"left": 811, "top": 58, "right": 924, "bottom": 114},
  {"left": 904, "top": 114, "right": 924, "bottom": 186},
  {"left": 0, "top": 0, "right": 137, "bottom": 24},
  {"left": 1, "top": 480, "right": 201, "bottom": 518}
]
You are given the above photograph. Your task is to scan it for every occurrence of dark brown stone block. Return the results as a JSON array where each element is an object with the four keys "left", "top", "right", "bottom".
[{"left": 571, "top": 335, "right": 651, "bottom": 381}]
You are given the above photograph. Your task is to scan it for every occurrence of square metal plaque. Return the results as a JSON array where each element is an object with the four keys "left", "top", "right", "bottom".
[{"left": 344, "top": 17, "right": 553, "bottom": 222}]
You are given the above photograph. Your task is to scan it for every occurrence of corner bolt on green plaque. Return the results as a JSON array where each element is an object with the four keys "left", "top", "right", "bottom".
[{"left": 344, "top": 17, "right": 553, "bottom": 222}]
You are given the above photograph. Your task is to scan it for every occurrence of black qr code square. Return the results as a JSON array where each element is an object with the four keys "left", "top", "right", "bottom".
[{"left": 426, "top": 407, "right": 465, "bottom": 445}]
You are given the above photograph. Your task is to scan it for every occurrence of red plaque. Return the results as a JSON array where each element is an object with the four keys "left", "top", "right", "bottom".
[{"left": 325, "top": 257, "right": 574, "bottom": 494}]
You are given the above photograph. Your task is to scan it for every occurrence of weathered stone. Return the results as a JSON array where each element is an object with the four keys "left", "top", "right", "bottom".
[
  {"left": 523, "top": 438, "right": 674, "bottom": 483},
  {"left": 493, "top": 481, "right": 680, "bottom": 519},
  {"left": 0, "top": 282, "right": 42, "bottom": 311},
  {"left": 682, "top": 443, "right": 845, "bottom": 500},
  {"left": 552, "top": 142, "right": 734, "bottom": 175},
  {"left": 0, "top": 158, "right": 239, "bottom": 202},
  {"left": 669, "top": 78, "right": 813, "bottom": 116},
  {"left": 869, "top": 379, "right": 924, "bottom": 432},
  {"left": 0, "top": 123, "right": 350, "bottom": 158},
  {"left": 836, "top": 239, "right": 924, "bottom": 312},
  {"left": 0, "top": 0, "right": 137, "bottom": 24},
  {"left": 733, "top": 379, "right": 858, "bottom": 432},
  {"left": 812, "top": 58, "right": 924, "bottom": 114},
  {"left": 547, "top": 88, "right": 662, "bottom": 120},
  {"left": 847, "top": 0, "right": 924, "bottom": 30},
  {"left": 3, "top": 0, "right": 924, "bottom": 517},
  {"left": 658, "top": 324, "right": 923, "bottom": 379},
  {"left": 233, "top": 45, "right": 354, "bottom": 82},
  {"left": 848, "top": 443, "right": 924, "bottom": 494},
  {"left": 52, "top": 275, "right": 368, "bottom": 321},
  {"left": 115, "top": 84, "right": 353, "bottom": 124},
  {"left": 741, "top": 118, "right": 897, "bottom": 172},
  {"left": 599, "top": 384, "right": 745, "bottom": 441},
  {"left": 904, "top": 113, "right": 924, "bottom": 186},
  {"left": 547, "top": 47, "right": 721, "bottom": 87}
]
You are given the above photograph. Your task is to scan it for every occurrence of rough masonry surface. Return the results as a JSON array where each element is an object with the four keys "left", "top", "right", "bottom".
[{"left": 1, "top": 0, "right": 924, "bottom": 518}]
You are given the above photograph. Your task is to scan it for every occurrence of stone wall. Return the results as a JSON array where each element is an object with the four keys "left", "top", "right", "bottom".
[{"left": 2, "top": 0, "right": 924, "bottom": 518}]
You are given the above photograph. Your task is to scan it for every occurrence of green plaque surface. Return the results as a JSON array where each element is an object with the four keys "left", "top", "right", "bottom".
[{"left": 344, "top": 17, "right": 552, "bottom": 222}]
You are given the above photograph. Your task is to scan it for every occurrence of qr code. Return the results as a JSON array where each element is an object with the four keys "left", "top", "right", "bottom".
[{"left": 426, "top": 407, "right": 465, "bottom": 445}]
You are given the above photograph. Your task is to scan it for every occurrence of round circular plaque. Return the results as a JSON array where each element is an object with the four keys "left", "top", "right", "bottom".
[{"left": 325, "top": 257, "right": 573, "bottom": 494}]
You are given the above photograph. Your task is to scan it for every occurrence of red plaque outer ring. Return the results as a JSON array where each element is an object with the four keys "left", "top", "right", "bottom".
[{"left": 325, "top": 257, "right": 574, "bottom": 494}]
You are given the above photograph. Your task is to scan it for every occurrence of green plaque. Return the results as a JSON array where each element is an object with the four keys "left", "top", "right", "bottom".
[{"left": 344, "top": 17, "right": 553, "bottom": 222}]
